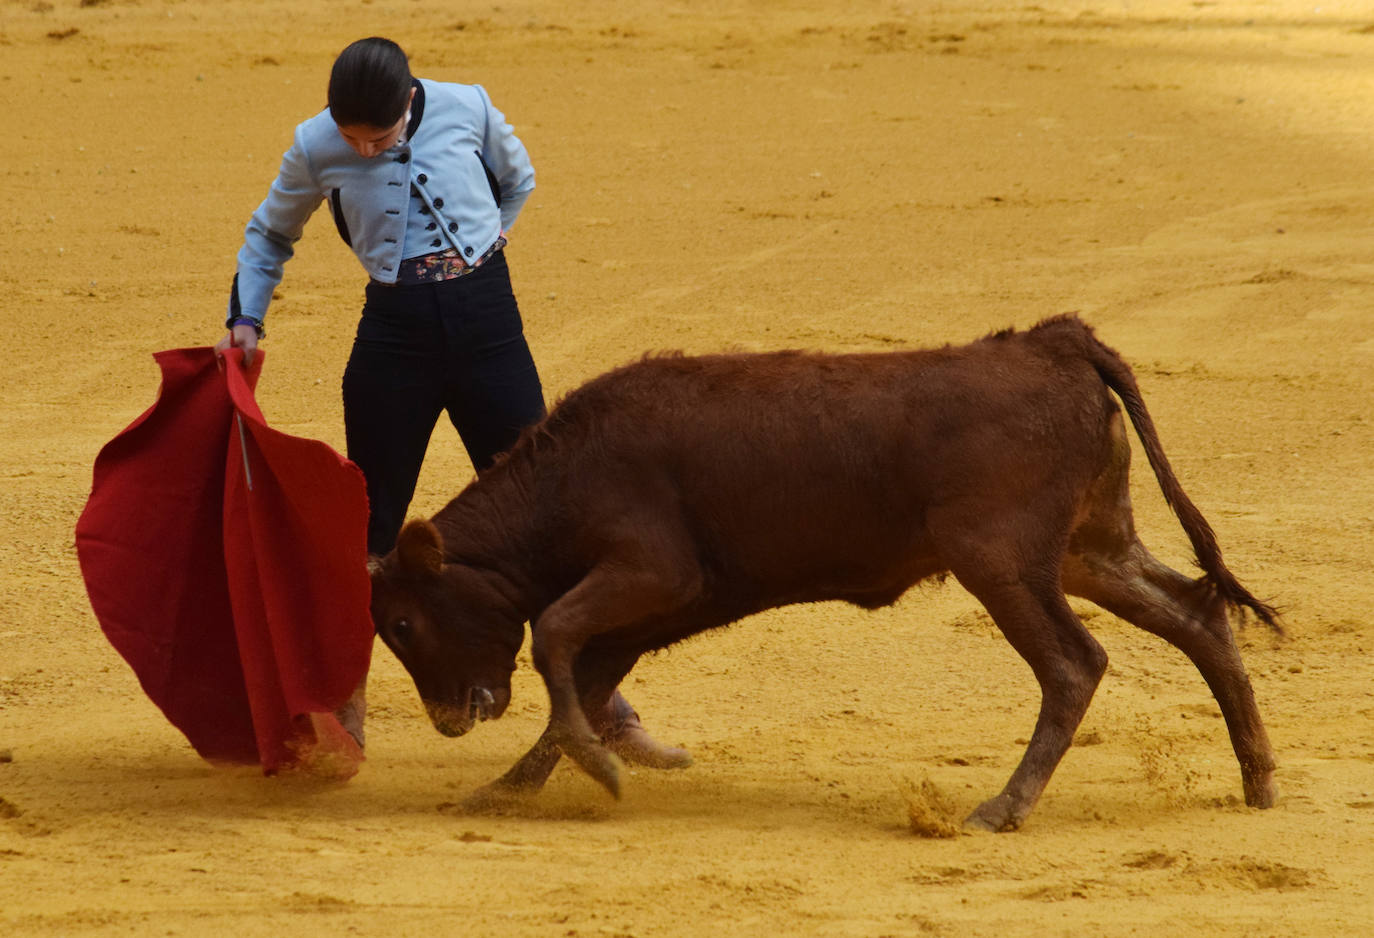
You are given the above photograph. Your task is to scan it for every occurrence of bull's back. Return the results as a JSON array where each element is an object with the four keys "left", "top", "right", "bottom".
[{"left": 537, "top": 334, "right": 1116, "bottom": 605}]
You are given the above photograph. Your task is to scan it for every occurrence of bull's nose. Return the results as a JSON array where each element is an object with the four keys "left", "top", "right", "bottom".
[
  {"left": 424, "top": 700, "right": 473, "bottom": 737},
  {"left": 472, "top": 687, "right": 496, "bottom": 722}
]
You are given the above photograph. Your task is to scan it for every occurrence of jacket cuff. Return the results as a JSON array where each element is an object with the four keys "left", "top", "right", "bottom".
[
  {"left": 226, "top": 315, "right": 265, "bottom": 338},
  {"left": 226, "top": 273, "right": 266, "bottom": 334}
]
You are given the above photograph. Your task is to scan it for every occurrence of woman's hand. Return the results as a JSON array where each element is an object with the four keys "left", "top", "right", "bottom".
[{"left": 214, "top": 322, "right": 260, "bottom": 366}]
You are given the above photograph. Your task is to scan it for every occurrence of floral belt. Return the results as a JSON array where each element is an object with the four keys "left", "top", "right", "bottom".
[{"left": 393, "top": 236, "right": 507, "bottom": 286}]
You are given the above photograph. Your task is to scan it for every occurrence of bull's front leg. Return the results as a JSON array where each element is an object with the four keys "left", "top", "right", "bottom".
[
  {"left": 593, "top": 690, "right": 693, "bottom": 770},
  {"left": 469, "top": 543, "right": 700, "bottom": 803},
  {"left": 531, "top": 635, "right": 624, "bottom": 799},
  {"left": 462, "top": 684, "right": 659, "bottom": 812},
  {"left": 518, "top": 559, "right": 694, "bottom": 800},
  {"left": 946, "top": 558, "right": 1109, "bottom": 832},
  {"left": 516, "top": 586, "right": 624, "bottom": 798},
  {"left": 459, "top": 728, "right": 565, "bottom": 812}
]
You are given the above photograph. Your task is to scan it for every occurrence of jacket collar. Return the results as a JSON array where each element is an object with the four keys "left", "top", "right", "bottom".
[{"left": 405, "top": 79, "right": 425, "bottom": 141}]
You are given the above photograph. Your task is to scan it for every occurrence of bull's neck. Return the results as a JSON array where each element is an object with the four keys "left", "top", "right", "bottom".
[{"left": 429, "top": 458, "right": 551, "bottom": 621}]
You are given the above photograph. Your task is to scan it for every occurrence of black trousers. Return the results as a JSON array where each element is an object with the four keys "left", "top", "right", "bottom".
[{"left": 342, "top": 251, "right": 546, "bottom": 556}]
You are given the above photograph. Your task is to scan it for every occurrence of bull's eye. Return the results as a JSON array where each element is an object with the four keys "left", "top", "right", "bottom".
[{"left": 391, "top": 618, "right": 413, "bottom": 643}]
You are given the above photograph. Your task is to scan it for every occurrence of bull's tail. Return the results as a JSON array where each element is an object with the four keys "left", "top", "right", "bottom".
[{"left": 1050, "top": 317, "right": 1280, "bottom": 630}]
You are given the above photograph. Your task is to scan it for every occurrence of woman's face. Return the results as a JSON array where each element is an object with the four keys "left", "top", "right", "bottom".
[{"left": 335, "top": 87, "right": 415, "bottom": 158}]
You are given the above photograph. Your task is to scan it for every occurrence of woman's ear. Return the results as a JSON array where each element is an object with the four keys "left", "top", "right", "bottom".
[{"left": 395, "top": 519, "right": 443, "bottom": 575}]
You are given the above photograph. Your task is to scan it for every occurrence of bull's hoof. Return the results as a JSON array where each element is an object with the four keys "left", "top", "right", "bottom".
[
  {"left": 544, "top": 720, "right": 624, "bottom": 798},
  {"left": 459, "top": 780, "right": 529, "bottom": 814},
  {"left": 603, "top": 723, "right": 693, "bottom": 770},
  {"left": 963, "top": 796, "right": 1024, "bottom": 833},
  {"left": 561, "top": 737, "right": 624, "bottom": 799},
  {"left": 1243, "top": 771, "right": 1278, "bottom": 809}
]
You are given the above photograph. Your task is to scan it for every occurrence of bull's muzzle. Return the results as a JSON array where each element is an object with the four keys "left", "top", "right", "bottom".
[{"left": 424, "top": 687, "right": 499, "bottom": 737}]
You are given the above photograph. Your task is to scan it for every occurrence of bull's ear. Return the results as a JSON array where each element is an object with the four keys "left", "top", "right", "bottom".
[{"left": 396, "top": 519, "right": 444, "bottom": 575}]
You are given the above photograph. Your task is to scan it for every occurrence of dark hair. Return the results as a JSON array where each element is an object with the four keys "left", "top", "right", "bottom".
[{"left": 328, "top": 37, "right": 412, "bottom": 128}]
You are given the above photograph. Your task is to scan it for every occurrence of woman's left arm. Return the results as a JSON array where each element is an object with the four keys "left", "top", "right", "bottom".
[{"left": 475, "top": 85, "right": 536, "bottom": 232}]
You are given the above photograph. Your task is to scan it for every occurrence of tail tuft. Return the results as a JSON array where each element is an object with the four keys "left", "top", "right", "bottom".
[{"left": 1205, "top": 575, "right": 1283, "bottom": 634}]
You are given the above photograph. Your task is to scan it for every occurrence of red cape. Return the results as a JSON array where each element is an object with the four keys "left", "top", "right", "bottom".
[{"left": 76, "top": 348, "right": 373, "bottom": 776}]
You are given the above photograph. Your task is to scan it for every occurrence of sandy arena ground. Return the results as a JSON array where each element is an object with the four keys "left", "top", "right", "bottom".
[{"left": 2, "top": 0, "right": 1373, "bottom": 934}]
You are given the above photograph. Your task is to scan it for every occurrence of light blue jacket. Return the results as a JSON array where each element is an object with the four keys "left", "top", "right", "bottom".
[{"left": 228, "top": 78, "right": 535, "bottom": 324}]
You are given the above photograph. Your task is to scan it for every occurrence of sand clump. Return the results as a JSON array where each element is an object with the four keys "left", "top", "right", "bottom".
[{"left": 900, "top": 775, "right": 963, "bottom": 840}]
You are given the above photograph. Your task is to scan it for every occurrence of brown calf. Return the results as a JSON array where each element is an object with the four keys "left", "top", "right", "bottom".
[{"left": 368, "top": 315, "right": 1278, "bottom": 831}]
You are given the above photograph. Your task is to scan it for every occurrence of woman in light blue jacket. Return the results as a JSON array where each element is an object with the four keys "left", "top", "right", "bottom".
[
  {"left": 219, "top": 37, "right": 542, "bottom": 557},
  {"left": 218, "top": 38, "right": 688, "bottom": 770}
]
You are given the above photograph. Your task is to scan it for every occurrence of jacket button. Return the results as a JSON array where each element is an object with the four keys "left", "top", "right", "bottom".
[
  {"left": 432, "top": 198, "right": 444, "bottom": 209},
  {"left": 419, "top": 206, "right": 431, "bottom": 215},
  {"left": 416, "top": 173, "right": 427, "bottom": 184},
  {"left": 431, "top": 238, "right": 442, "bottom": 247},
  {"left": 448, "top": 222, "right": 458, "bottom": 233},
  {"left": 395, "top": 152, "right": 410, "bottom": 164},
  {"left": 464, "top": 246, "right": 474, "bottom": 256},
  {"left": 426, "top": 222, "right": 437, "bottom": 231}
]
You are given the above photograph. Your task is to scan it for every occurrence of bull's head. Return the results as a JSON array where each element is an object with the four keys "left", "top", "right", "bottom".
[{"left": 368, "top": 520, "right": 525, "bottom": 737}]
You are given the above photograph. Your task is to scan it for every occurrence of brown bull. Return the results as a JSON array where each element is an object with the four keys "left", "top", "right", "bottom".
[{"left": 368, "top": 314, "right": 1278, "bottom": 831}]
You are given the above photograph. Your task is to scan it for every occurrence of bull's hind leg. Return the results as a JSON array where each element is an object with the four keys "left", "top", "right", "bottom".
[
  {"left": 1063, "top": 541, "right": 1277, "bottom": 808},
  {"left": 944, "top": 545, "right": 1109, "bottom": 832},
  {"left": 1062, "top": 410, "right": 1276, "bottom": 808}
]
